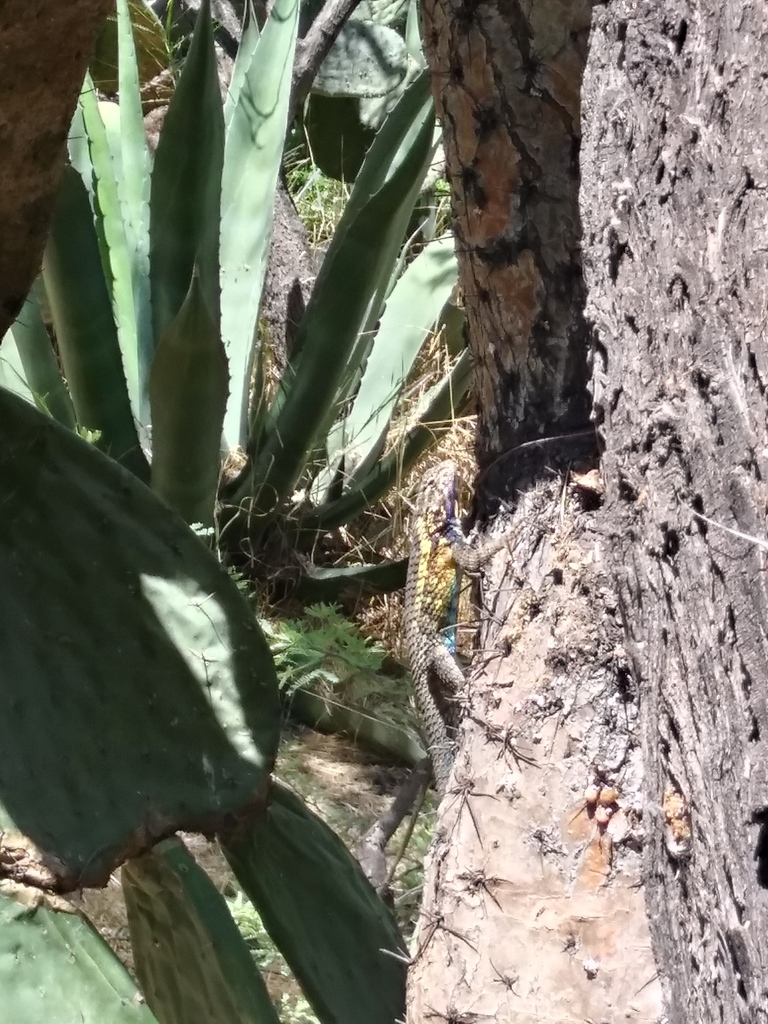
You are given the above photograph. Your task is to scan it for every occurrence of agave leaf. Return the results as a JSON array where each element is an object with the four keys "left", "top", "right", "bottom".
[
  {"left": 383, "top": 215, "right": 427, "bottom": 304},
  {"left": 123, "top": 838, "right": 280, "bottom": 1024},
  {"left": 334, "top": 77, "right": 437, "bottom": 361},
  {"left": 42, "top": 165, "right": 149, "bottom": 481},
  {"left": 222, "top": 782, "right": 408, "bottom": 1024},
  {"left": 275, "top": 70, "right": 434, "bottom": 390},
  {"left": 303, "top": 93, "right": 376, "bottom": 183},
  {"left": 223, "top": 0, "right": 260, "bottom": 129},
  {"left": 91, "top": 0, "right": 170, "bottom": 96},
  {"left": 0, "top": 389, "right": 279, "bottom": 890},
  {"left": 115, "top": 0, "right": 154, "bottom": 422},
  {"left": 304, "top": 347, "right": 471, "bottom": 531},
  {"left": 98, "top": 101, "right": 154, "bottom": 429},
  {"left": 0, "top": 332, "right": 36, "bottom": 406},
  {"left": 340, "top": 234, "right": 458, "bottom": 478},
  {"left": 314, "top": 109, "right": 438, "bottom": 494},
  {"left": 0, "top": 285, "right": 76, "bottom": 428},
  {"left": 294, "top": 556, "right": 407, "bottom": 599},
  {"left": 242, "top": 74, "right": 435, "bottom": 524},
  {"left": 151, "top": 0, "right": 223, "bottom": 343},
  {"left": 220, "top": 0, "right": 300, "bottom": 449},
  {"left": 313, "top": 214, "right": 426, "bottom": 490},
  {"left": 75, "top": 81, "right": 146, "bottom": 430},
  {"left": 405, "top": 0, "right": 425, "bottom": 66},
  {"left": 436, "top": 288, "right": 466, "bottom": 356},
  {"left": 358, "top": 72, "right": 421, "bottom": 132},
  {"left": 149, "top": 273, "right": 229, "bottom": 527},
  {"left": 0, "top": 889, "right": 157, "bottom": 1023}
]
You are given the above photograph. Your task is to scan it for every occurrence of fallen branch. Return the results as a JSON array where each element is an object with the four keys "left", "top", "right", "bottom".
[{"left": 356, "top": 758, "right": 431, "bottom": 896}]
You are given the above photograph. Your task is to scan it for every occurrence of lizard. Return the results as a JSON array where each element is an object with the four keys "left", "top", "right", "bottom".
[{"left": 404, "top": 460, "right": 516, "bottom": 795}]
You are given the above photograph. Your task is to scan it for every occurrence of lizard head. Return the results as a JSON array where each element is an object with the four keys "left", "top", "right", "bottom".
[{"left": 414, "top": 460, "right": 459, "bottom": 537}]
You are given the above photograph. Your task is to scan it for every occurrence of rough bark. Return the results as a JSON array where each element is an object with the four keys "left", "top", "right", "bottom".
[
  {"left": 580, "top": 2, "right": 768, "bottom": 1021},
  {"left": 0, "top": 0, "right": 112, "bottom": 337},
  {"left": 422, "top": 0, "right": 594, "bottom": 459},
  {"left": 407, "top": 442, "right": 664, "bottom": 1024},
  {"left": 408, "top": 2, "right": 663, "bottom": 1022}
]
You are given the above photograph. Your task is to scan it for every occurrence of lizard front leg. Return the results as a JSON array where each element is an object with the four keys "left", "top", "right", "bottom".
[{"left": 450, "top": 528, "right": 519, "bottom": 573}]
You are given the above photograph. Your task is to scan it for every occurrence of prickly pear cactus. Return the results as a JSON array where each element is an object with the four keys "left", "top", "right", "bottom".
[
  {"left": 222, "top": 783, "right": 408, "bottom": 1024},
  {"left": 312, "top": 21, "right": 407, "bottom": 99},
  {"left": 0, "top": 885, "right": 158, "bottom": 1023},
  {"left": 123, "top": 838, "right": 279, "bottom": 1024},
  {"left": 0, "top": 389, "right": 279, "bottom": 890}
]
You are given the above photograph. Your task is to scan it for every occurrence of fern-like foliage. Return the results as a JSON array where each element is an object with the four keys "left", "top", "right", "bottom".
[{"left": 259, "top": 604, "right": 413, "bottom": 731}]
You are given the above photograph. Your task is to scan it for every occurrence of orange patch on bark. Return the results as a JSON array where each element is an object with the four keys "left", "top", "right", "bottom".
[
  {"left": 469, "top": 137, "right": 522, "bottom": 239},
  {"left": 573, "top": 834, "right": 613, "bottom": 892},
  {"left": 493, "top": 251, "right": 543, "bottom": 357}
]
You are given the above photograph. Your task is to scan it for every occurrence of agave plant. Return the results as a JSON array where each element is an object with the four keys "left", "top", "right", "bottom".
[
  {"left": 1, "top": 0, "right": 466, "bottom": 595},
  {"left": 0, "top": 5, "right": 463, "bottom": 1017}
]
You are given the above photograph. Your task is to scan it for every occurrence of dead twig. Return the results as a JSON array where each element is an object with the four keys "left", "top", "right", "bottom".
[{"left": 356, "top": 758, "right": 431, "bottom": 895}]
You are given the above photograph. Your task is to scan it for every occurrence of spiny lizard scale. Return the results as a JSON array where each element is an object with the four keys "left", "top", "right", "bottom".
[{"left": 405, "top": 460, "right": 519, "bottom": 795}]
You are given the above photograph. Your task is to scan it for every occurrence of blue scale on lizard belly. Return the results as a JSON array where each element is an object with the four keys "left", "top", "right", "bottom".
[{"left": 442, "top": 576, "right": 459, "bottom": 653}]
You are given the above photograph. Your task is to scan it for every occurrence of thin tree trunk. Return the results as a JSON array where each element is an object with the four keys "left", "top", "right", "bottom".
[
  {"left": 420, "top": 0, "right": 593, "bottom": 458},
  {"left": 580, "top": 1, "right": 768, "bottom": 1020},
  {"left": 0, "top": 0, "right": 112, "bottom": 337},
  {"left": 408, "top": 1, "right": 662, "bottom": 1021}
]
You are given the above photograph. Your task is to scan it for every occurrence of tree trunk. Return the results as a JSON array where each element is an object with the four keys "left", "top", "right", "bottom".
[
  {"left": 411, "top": 0, "right": 768, "bottom": 1020},
  {"left": 420, "top": 0, "right": 594, "bottom": 457},
  {"left": 580, "top": 1, "right": 768, "bottom": 1020},
  {"left": 408, "top": 1, "right": 662, "bottom": 1021},
  {"left": 0, "top": 0, "right": 112, "bottom": 337}
]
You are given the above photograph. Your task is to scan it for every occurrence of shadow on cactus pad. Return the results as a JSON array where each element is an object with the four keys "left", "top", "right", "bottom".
[{"left": 0, "top": 389, "right": 280, "bottom": 891}]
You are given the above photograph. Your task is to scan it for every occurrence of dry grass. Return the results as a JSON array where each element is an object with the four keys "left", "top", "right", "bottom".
[
  {"left": 267, "top": 325, "right": 481, "bottom": 658},
  {"left": 284, "top": 153, "right": 351, "bottom": 251}
]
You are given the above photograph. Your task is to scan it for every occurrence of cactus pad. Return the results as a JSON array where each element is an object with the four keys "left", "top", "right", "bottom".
[
  {"left": 0, "top": 884, "right": 157, "bottom": 1022},
  {"left": 0, "top": 390, "right": 279, "bottom": 890},
  {"left": 222, "top": 782, "right": 408, "bottom": 1024},
  {"left": 123, "top": 838, "right": 279, "bottom": 1024}
]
